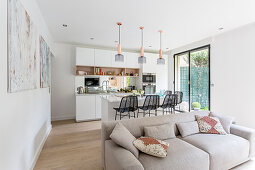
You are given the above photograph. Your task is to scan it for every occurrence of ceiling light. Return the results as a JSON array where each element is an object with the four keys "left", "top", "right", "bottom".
[
  {"left": 138, "top": 26, "right": 146, "bottom": 64},
  {"left": 148, "top": 46, "right": 152, "bottom": 48},
  {"left": 157, "top": 30, "right": 165, "bottom": 65},
  {"left": 90, "top": 38, "right": 94, "bottom": 40},
  {"left": 114, "top": 40, "right": 118, "bottom": 43},
  {"left": 62, "top": 24, "right": 68, "bottom": 27},
  {"left": 115, "top": 22, "right": 124, "bottom": 62},
  {"left": 218, "top": 27, "right": 224, "bottom": 30}
]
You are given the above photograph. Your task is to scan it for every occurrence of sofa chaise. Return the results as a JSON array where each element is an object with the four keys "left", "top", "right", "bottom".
[{"left": 101, "top": 111, "right": 255, "bottom": 170}]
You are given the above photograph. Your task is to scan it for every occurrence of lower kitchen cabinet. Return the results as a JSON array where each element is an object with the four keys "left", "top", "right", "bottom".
[
  {"left": 76, "top": 94, "right": 104, "bottom": 122},
  {"left": 95, "top": 95, "right": 102, "bottom": 119}
]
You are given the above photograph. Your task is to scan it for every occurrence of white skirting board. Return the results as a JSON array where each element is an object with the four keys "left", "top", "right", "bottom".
[{"left": 29, "top": 125, "right": 52, "bottom": 170}]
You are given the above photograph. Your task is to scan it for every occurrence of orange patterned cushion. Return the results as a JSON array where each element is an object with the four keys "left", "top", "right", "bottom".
[
  {"left": 196, "top": 115, "right": 227, "bottom": 135},
  {"left": 133, "top": 137, "right": 169, "bottom": 157}
]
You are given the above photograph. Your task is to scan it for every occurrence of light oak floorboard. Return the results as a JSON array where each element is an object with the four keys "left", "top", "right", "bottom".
[{"left": 34, "top": 120, "right": 102, "bottom": 170}]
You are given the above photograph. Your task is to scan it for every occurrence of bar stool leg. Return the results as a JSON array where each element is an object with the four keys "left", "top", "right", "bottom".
[
  {"left": 129, "top": 112, "right": 130, "bottom": 119},
  {"left": 120, "top": 112, "right": 122, "bottom": 120},
  {"left": 115, "top": 110, "right": 117, "bottom": 120}
]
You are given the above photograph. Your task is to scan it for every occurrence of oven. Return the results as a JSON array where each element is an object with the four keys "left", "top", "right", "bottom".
[
  {"left": 142, "top": 73, "right": 156, "bottom": 83},
  {"left": 143, "top": 83, "right": 156, "bottom": 94}
]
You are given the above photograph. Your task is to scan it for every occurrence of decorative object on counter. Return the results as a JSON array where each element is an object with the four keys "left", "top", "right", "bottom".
[
  {"left": 157, "top": 30, "right": 165, "bottom": 65},
  {"left": 138, "top": 26, "right": 146, "bottom": 64},
  {"left": 134, "top": 73, "right": 139, "bottom": 77},
  {"left": 115, "top": 22, "right": 124, "bottom": 62},
  {"left": 77, "top": 86, "right": 84, "bottom": 94},
  {"left": 130, "top": 72, "right": 134, "bottom": 76}
]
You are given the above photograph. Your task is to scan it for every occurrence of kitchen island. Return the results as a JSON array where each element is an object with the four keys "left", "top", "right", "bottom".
[{"left": 101, "top": 95, "right": 164, "bottom": 121}]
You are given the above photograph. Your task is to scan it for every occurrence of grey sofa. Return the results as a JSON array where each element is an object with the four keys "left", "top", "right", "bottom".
[{"left": 101, "top": 111, "right": 255, "bottom": 170}]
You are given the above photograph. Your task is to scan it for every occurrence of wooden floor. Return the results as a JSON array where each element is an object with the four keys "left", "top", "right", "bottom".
[{"left": 34, "top": 120, "right": 102, "bottom": 170}]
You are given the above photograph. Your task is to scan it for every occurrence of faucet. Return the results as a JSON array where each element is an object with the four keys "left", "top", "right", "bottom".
[{"left": 102, "top": 80, "right": 109, "bottom": 92}]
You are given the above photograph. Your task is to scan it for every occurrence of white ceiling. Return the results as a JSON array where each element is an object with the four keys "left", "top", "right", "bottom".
[{"left": 37, "top": 0, "right": 255, "bottom": 52}]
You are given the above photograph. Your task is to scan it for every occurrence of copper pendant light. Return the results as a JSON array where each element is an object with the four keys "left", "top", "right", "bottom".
[
  {"left": 115, "top": 22, "right": 124, "bottom": 62},
  {"left": 138, "top": 26, "right": 146, "bottom": 64},
  {"left": 157, "top": 30, "right": 165, "bottom": 65}
]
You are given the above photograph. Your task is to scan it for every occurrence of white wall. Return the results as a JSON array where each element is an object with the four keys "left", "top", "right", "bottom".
[
  {"left": 0, "top": 0, "right": 53, "bottom": 170},
  {"left": 51, "top": 43, "right": 76, "bottom": 120},
  {"left": 168, "top": 22, "right": 255, "bottom": 128}
]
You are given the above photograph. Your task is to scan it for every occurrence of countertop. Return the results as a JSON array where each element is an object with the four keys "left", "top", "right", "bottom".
[
  {"left": 101, "top": 95, "right": 164, "bottom": 102},
  {"left": 75, "top": 92, "right": 133, "bottom": 96}
]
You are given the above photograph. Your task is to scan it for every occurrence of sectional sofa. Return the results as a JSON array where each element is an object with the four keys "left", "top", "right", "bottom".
[{"left": 101, "top": 111, "right": 255, "bottom": 170}]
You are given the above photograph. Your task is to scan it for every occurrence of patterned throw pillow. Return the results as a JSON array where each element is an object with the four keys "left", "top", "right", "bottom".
[
  {"left": 133, "top": 137, "right": 169, "bottom": 157},
  {"left": 196, "top": 115, "right": 227, "bottom": 135}
]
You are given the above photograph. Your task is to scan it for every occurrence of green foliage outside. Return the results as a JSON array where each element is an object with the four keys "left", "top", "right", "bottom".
[{"left": 192, "top": 102, "right": 201, "bottom": 109}]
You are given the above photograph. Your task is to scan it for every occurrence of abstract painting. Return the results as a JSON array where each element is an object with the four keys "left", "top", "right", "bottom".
[
  {"left": 8, "top": 0, "right": 38, "bottom": 93},
  {"left": 40, "top": 36, "right": 51, "bottom": 88}
]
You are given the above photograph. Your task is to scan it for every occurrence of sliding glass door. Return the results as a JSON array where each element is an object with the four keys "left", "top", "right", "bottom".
[{"left": 174, "top": 45, "right": 210, "bottom": 111}]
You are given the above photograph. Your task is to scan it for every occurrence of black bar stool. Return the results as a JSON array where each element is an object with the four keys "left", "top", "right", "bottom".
[
  {"left": 137, "top": 95, "right": 160, "bottom": 117},
  {"left": 174, "top": 91, "right": 183, "bottom": 111},
  {"left": 160, "top": 94, "right": 173, "bottom": 115},
  {"left": 113, "top": 96, "right": 138, "bottom": 120},
  {"left": 164, "top": 90, "right": 172, "bottom": 95}
]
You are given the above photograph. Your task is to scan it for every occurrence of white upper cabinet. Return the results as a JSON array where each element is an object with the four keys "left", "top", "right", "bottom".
[
  {"left": 95, "top": 49, "right": 112, "bottom": 67},
  {"left": 142, "top": 53, "right": 157, "bottom": 73},
  {"left": 111, "top": 51, "right": 126, "bottom": 68},
  {"left": 76, "top": 47, "right": 95, "bottom": 66},
  {"left": 156, "top": 55, "right": 169, "bottom": 92},
  {"left": 126, "top": 52, "right": 140, "bottom": 68}
]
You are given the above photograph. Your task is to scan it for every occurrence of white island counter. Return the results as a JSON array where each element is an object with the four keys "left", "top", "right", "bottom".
[{"left": 101, "top": 95, "right": 164, "bottom": 121}]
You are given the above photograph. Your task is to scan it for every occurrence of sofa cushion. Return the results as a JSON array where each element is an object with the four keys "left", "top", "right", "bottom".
[
  {"left": 196, "top": 115, "right": 227, "bottom": 135},
  {"left": 176, "top": 121, "right": 199, "bottom": 137},
  {"left": 133, "top": 137, "right": 169, "bottom": 158},
  {"left": 181, "top": 134, "right": 249, "bottom": 170},
  {"left": 210, "top": 112, "right": 234, "bottom": 134},
  {"left": 144, "top": 123, "right": 175, "bottom": 140},
  {"left": 110, "top": 122, "right": 139, "bottom": 158},
  {"left": 138, "top": 138, "right": 209, "bottom": 170}
]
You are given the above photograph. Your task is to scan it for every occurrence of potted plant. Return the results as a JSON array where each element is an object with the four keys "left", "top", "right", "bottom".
[{"left": 192, "top": 102, "right": 201, "bottom": 111}]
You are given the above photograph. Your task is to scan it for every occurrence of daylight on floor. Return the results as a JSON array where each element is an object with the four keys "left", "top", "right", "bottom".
[{"left": 1, "top": 0, "right": 255, "bottom": 170}]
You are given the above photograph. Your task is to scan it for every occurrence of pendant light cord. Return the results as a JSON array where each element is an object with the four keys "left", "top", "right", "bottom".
[
  {"left": 160, "top": 31, "right": 162, "bottom": 49},
  {"left": 141, "top": 29, "right": 143, "bottom": 47},
  {"left": 119, "top": 25, "right": 121, "bottom": 44}
]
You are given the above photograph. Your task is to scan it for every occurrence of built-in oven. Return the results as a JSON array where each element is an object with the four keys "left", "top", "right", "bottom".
[
  {"left": 142, "top": 73, "right": 156, "bottom": 83},
  {"left": 143, "top": 83, "right": 156, "bottom": 94},
  {"left": 85, "top": 77, "right": 100, "bottom": 87}
]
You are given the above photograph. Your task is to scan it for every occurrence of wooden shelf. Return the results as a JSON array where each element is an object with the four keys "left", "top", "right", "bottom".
[{"left": 75, "top": 65, "right": 140, "bottom": 77}]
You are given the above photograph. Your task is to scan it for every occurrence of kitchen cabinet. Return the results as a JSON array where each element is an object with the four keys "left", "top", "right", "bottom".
[
  {"left": 76, "top": 94, "right": 106, "bottom": 121},
  {"left": 76, "top": 95, "right": 96, "bottom": 121},
  {"left": 76, "top": 47, "right": 95, "bottom": 66},
  {"left": 156, "top": 55, "right": 169, "bottom": 92},
  {"left": 95, "top": 49, "right": 112, "bottom": 67},
  {"left": 142, "top": 53, "right": 157, "bottom": 73},
  {"left": 126, "top": 52, "right": 140, "bottom": 68},
  {"left": 95, "top": 95, "right": 102, "bottom": 119}
]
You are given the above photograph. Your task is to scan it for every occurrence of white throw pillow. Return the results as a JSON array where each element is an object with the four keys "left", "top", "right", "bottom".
[
  {"left": 110, "top": 122, "right": 139, "bottom": 158},
  {"left": 209, "top": 112, "right": 234, "bottom": 134},
  {"left": 176, "top": 121, "right": 200, "bottom": 137}
]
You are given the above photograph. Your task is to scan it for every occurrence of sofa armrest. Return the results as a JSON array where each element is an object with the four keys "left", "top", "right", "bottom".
[
  {"left": 230, "top": 124, "right": 255, "bottom": 157},
  {"left": 104, "top": 140, "right": 144, "bottom": 170}
]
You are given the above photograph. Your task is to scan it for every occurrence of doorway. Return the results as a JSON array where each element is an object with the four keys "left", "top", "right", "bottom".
[{"left": 174, "top": 45, "right": 210, "bottom": 111}]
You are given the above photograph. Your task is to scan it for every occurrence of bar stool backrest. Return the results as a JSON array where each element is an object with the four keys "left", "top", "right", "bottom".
[
  {"left": 164, "top": 90, "right": 172, "bottom": 95},
  {"left": 119, "top": 96, "right": 138, "bottom": 113},
  {"left": 142, "top": 95, "right": 160, "bottom": 110},
  {"left": 174, "top": 91, "right": 183, "bottom": 104},
  {"left": 162, "top": 94, "right": 171, "bottom": 108}
]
